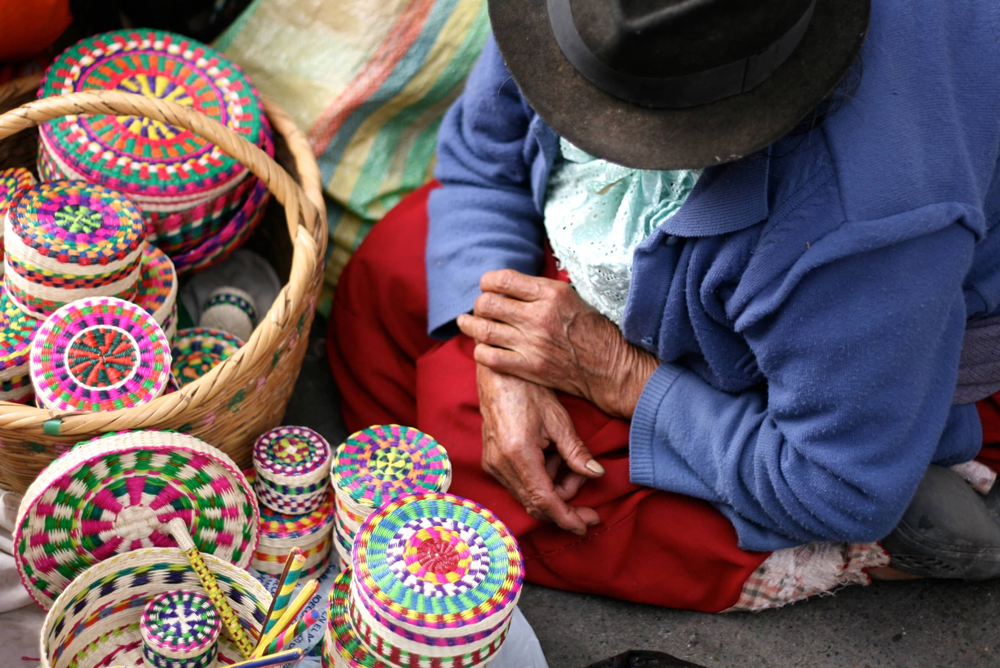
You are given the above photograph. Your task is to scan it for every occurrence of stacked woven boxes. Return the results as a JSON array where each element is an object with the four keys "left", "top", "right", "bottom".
[
  {"left": 331, "top": 425, "right": 453, "bottom": 571},
  {"left": 36, "top": 29, "right": 274, "bottom": 277},
  {"left": 325, "top": 493, "right": 525, "bottom": 668},
  {"left": 250, "top": 426, "right": 336, "bottom": 577}
]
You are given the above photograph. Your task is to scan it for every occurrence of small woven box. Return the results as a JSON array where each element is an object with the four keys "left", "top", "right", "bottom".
[
  {"left": 0, "top": 168, "right": 37, "bottom": 277},
  {"left": 135, "top": 244, "right": 178, "bottom": 334},
  {"left": 140, "top": 590, "right": 221, "bottom": 668},
  {"left": 199, "top": 285, "right": 258, "bottom": 342},
  {"left": 331, "top": 425, "right": 452, "bottom": 565},
  {"left": 171, "top": 327, "right": 244, "bottom": 387},
  {"left": 4, "top": 181, "right": 146, "bottom": 318},
  {"left": 254, "top": 426, "right": 332, "bottom": 514},
  {"left": 245, "top": 468, "right": 335, "bottom": 577},
  {"left": 30, "top": 296, "right": 172, "bottom": 412},
  {"left": 0, "top": 288, "right": 39, "bottom": 405}
]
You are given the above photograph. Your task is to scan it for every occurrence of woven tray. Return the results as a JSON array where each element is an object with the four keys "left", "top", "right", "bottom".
[{"left": 0, "top": 75, "right": 327, "bottom": 493}]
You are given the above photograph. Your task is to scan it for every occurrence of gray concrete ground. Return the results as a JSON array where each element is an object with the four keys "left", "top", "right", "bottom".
[{"left": 297, "top": 318, "right": 1000, "bottom": 668}]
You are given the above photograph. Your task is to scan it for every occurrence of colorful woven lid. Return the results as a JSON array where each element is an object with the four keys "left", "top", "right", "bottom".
[
  {"left": 135, "top": 244, "right": 178, "bottom": 325},
  {"left": 30, "top": 297, "right": 171, "bottom": 411},
  {"left": 4, "top": 181, "right": 146, "bottom": 317},
  {"left": 255, "top": 426, "right": 331, "bottom": 482},
  {"left": 0, "top": 289, "right": 39, "bottom": 378},
  {"left": 0, "top": 167, "right": 35, "bottom": 217},
  {"left": 171, "top": 327, "right": 243, "bottom": 387},
  {"left": 14, "top": 430, "right": 260, "bottom": 609},
  {"left": 141, "top": 590, "right": 220, "bottom": 667},
  {"left": 352, "top": 493, "right": 524, "bottom": 637},
  {"left": 333, "top": 425, "right": 452, "bottom": 511},
  {"left": 326, "top": 569, "right": 511, "bottom": 668},
  {"left": 38, "top": 29, "right": 265, "bottom": 206}
]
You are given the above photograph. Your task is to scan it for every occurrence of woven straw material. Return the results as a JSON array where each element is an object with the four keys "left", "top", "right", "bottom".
[
  {"left": 170, "top": 172, "right": 270, "bottom": 277},
  {"left": 134, "top": 244, "right": 178, "bottom": 327},
  {"left": 163, "top": 303, "right": 178, "bottom": 344},
  {"left": 14, "top": 430, "right": 260, "bottom": 609},
  {"left": 38, "top": 29, "right": 265, "bottom": 208},
  {"left": 5, "top": 181, "right": 146, "bottom": 317},
  {"left": 325, "top": 570, "right": 510, "bottom": 668},
  {"left": 254, "top": 425, "right": 331, "bottom": 514},
  {"left": 200, "top": 286, "right": 257, "bottom": 341},
  {"left": 0, "top": 287, "right": 38, "bottom": 380},
  {"left": 0, "top": 81, "right": 326, "bottom": 496},
  {"left": 171, "top": 327, "right": 243, "bottom": 387},
  {"left": 245, "top": 468, "right": 334, "bottom": 576},
  {"left": 30, "top": 297, "right": 172, "bottom": 411},
  {"left": 0, "top": 166, "right": 33, "bottom": 216},
  {"left": 333, "top": 425, "right": 452, "bottom": 516},
  {"left": 352, "top": 494, "right": 523, "bottom": 639},
  {"left": 144, "top": 171, "right": 256, "bottom": 253},
  {"left": 140, "top": 590, "right": 220, "bottom": 668},
  {"left": 40, "top": 547, "right": 271, "bottom": 668}
]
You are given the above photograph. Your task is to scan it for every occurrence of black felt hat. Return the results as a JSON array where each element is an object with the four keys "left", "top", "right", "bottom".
[{"left": 489, "top": 0, "right": 870, "bottom": 169}]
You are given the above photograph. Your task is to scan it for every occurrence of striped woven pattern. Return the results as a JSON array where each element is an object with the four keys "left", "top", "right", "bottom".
[
  {"left": 200, "top": 286, "right": 257, "bottom": 341},
  {"left": 140, "top": 590, "right": 220, "bottom": 668},
  {"left": 134, "top": 245, "right": 178, "bottom": 329},
  {"left": 14, "top": 430, "right": 260, "bottom": 610},
  {"left": 0, "top": 288, "right": 38, "bottom": 404},
  {"left": 0, "top": 167, "right": 34, "bottom": 217},
  {"left": 30, "top": 297, "right": 171, "bottom": 411},
  {"left": 254, "top": 426, "right": 331, "bottom": 514},
  {"left": 244, "top": 468, "right": 335, "bottom": 576},
  {"left": 5, "top": 181, "right": 146, "bottom": 317},
  {"left": 40, "top": 548, "right": 270, "bottom": 668},
  {"left": 171, "top": 327, "right": 244, "bottom": 387},
  {"left": 213, "top": 0, "right": 490, "bottom": 308}
]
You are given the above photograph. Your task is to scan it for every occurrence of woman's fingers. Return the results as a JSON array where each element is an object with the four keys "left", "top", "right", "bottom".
[
  {"left": 472, "top": 343, "right": 527, "bottom": 377},
  {"left": 457, "top": 314, "right": 521, "bottom": 349},
  {"left": 473, "top": 291, "right": 528, "bottom": 325},
  {"left": 543, "top": 401, "right": 605, "bottom": 478},
  {"left": 505, "top": 443, "right": 592, "bottom": 535},
  {"left": 554, "top": 471, "right": 588, "bottom": 502},
  {"left": 480, "top": 269, "right": 545, "bottom": 301}
]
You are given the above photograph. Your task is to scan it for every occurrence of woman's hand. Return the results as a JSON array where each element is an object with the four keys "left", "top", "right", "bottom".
[
  {"left": 477, "top": 363, "right": 603, "bottom": 535},
  {"left": 458, "top": 269, "right": 660, "bottom": 418}
]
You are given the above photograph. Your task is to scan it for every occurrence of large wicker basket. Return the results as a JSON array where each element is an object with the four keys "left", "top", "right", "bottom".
[{"left": 0, "top": 74, "right": 327, "bottom": 493}]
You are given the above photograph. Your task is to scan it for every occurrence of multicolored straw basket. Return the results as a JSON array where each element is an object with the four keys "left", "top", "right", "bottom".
[
  {"left": 0, "top": 287, "right": 39, "bottom": 404},
  {"left": 0, "top": 168, "right": 35, "bottom": 272},
  {"left": 170, "top": 326, "right": 244, "bottom": 387},
  {"left": 4, "top": 181, "right": 146, "bottom": 317},
  {"left": 140, "top": 590, "right": 221, "bottom": 668},
  {"left": 30, "top": 296, "right": 172, "bottom": 411},
  {"left": 14, "top": 430, "right": 260, "bottom": 609},
  {"left": 200, "top": 285, "right": 257, "bottom": 341},
  {"left": 134, "top": 244, "right": 178, "bottom": 330},
  {"left": 245, "top": 468, "right": 334, "bottom": 577},
  {"left": 254, "top": 425, "right": 332, "bottom": 514},
  {"left": 40, "top": 548, "right": 270, "bottom": 668}
]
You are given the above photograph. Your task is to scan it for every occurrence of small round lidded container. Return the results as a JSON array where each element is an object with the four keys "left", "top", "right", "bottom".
[
  {"left": 253, "top": 425, "right": 332, "bottom": 514},
  {"left": 140, "top": 590, "right": 221, "bottom": 668}
]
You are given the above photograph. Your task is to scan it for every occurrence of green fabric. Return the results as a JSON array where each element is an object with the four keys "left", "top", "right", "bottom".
[{"left": 543, "top": 138, "right": 702, "bottom": 325}]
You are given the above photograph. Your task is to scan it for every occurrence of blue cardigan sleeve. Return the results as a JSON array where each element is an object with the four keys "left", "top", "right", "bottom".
[
  {"left": 629, "top": 205, "right": 984, "bottom": 551},
  {"left": 426, "top": 38, "right": 545, "bottom": 338}
]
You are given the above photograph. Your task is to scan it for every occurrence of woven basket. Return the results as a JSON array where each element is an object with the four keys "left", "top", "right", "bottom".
[
  {"left": 40, "top": 547, "right": 271, "bottom": 668},
  {"left": 0, "top": 73, "right": 327, "bottom": 493}
]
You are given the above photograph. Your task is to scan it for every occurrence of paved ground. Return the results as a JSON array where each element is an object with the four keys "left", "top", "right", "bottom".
[{"left": 297, "top": 318, "right": 1000, "bottom": 668}]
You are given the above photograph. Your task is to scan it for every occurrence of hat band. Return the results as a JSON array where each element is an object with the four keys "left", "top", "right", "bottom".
[{"left": 547, "top": 0, "right": 817, "bottom": 109}]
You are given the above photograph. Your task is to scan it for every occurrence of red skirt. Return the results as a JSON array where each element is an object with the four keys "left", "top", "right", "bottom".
[{"left": 328, "top": 181, "right": 1000, "bottom": 612}]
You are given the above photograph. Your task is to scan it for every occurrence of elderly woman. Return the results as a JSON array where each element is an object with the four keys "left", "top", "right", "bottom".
[{"left": 328, "top": 0, "right": 1000, "bottom": 611}]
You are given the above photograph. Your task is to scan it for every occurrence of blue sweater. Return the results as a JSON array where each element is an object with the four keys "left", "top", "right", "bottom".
[{"left": 426, "top": 1, "right": 1000, "bottom": 551}]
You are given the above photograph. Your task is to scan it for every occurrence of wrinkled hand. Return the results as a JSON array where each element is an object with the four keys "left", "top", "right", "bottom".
[
  {"left": 458, "top": 270, "right": 659, "bottom": 418},
  {"left": 477, "top": 363, "right": 602, "bottom": 535}
]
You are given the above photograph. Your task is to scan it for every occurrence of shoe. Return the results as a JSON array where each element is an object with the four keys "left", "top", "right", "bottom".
[{"left": 881, "top": 465, "right": 1000, "bottom": 579}]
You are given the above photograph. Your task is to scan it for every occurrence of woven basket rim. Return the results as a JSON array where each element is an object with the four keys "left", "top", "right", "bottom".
[{"left": 0, "top": 75, "right": 327, "bottom": 440}]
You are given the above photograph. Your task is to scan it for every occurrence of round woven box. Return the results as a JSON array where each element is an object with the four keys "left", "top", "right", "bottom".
[
  {"left": 37, "top": 29, "right": 266, "bottom": 210},
  {"left": 0, "top": 288, "right": 39, "bottom": 404},
  {"left": 348, "top": 493, "right": 523, "bottom": 663},
  {"left": 140, "top": 590, "right": 221, "bottom": 668},
  {"left": 254, "top": 426, "right": 332, "bottom": 514},
  {"left": 244, "top": 468, "right": 334, "bottom": 577},
  {"left": 331, "top": 425, "right": 452, "bottom": 564},
  {"left": 324, "top": 569, "right": 512, "bottom": 668},
  {"left": 4, "top": 181, "right": 146, "bottom": 318},
  {"left": 0, "top": 167, "right": 34, "bottom": 215},
  {"left": 200, "top": 286, "right": 257, "bottom": 342},
  {"left": 171, "top": 326, "right": 243, "bottom": 387},
  {"left": 30, "top": 296, "right": 171, "bottom": 411},
  {"left": 14, "top": 430, "right": 260, "bottom": 609},
  {"left": 40, "top": 548, "right": 270, "bottom": 668},
  {"left": 134, "top": 244, "right": 178, "bottom": 330}
]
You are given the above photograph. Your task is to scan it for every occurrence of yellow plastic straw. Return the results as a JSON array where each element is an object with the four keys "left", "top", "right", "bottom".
[
  {"left": 167, "top": 518, "right": 256, "bottom": 659},
  {"left": 251, "top": 578, "right": 319, "bottom": 658}
]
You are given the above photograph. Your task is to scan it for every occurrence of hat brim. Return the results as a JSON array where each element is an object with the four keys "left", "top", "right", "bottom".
[{"left": 490, "top": 0, "right": 871, "bottom": 169}]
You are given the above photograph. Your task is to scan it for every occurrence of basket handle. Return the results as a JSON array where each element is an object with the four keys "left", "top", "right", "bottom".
[{"left": 0, "top": 89, "right": 325, "bottom": 246}]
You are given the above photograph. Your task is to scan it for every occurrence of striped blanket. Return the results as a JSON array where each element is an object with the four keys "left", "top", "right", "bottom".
[{"left": 215, "top": 0, "right": 489, "bottom": 312}]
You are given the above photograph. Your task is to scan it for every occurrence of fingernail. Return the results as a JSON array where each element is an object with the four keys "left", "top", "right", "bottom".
[
  {"left": 573, "top": 528, "right": 587, "bottom": 536},
  {"left": 585, "top": 460, "right": 605, "bottom": 475},
  {"left": 457, "top": 314, "right": 467, "bottom": 325}
]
